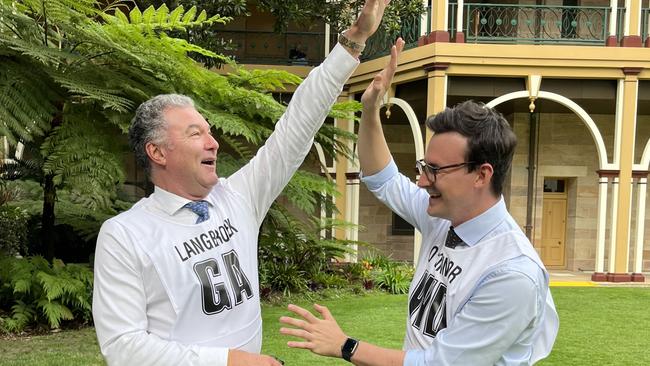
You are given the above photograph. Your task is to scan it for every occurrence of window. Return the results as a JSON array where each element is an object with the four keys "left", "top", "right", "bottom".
[
  {"left": 544, "top": 178, "right": 566, "bottom": 193},
  {"left": 392, "top": 212, "right": 414, "bottom": 235}
]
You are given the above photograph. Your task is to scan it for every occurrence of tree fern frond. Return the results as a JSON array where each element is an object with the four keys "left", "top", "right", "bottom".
[
  {"left": 103, "top": 4, "right": 230, "bottom": 33},
  {"left": 200, "top": 108, "right": 270, "bottom": 144},
  {"left": 217, "top": 135, "right": 255, "bottom": 161},
  {"left": 227, "top": 68, "right": 302, "bottom": 92},
  {"left": 37, "top": 299, "right": 74, "bottom": 328},
  {"left": 48, "top": 70, "right": 134, "bottom": 112},
  {"left": 282, "top": 170, "right": 339, "bottom": 213}
]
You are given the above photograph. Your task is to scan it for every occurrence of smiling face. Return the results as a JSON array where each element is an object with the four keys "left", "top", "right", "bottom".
[
  {"left": 147, "top": 106, "right": 219, "bottom": 200},
  {"left": 416, "top": 132, "right": 483, "bottom": 226}
]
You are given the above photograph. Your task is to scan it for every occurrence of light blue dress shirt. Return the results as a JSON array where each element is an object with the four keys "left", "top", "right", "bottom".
[{"left": 362, "top": 160, "right": 553, "bottom": 366}]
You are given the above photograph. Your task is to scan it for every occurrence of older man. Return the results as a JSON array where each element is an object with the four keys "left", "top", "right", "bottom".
[{"left": 92, "top": 1, "right": 391, "bottom": 365}]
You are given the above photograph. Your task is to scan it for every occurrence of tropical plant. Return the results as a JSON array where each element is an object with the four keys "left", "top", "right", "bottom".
[
  {"left": 1, "top": 0, "right": 359, "bottom": 261},
  {"left": 0, "top": 255, "right": 94, "bottom": 333},
  {"left": 258, "top": 208, "right": 357, "bottom": 296},
  {"left": 372, "top": 261, "right": 414, "bottom": 294}
]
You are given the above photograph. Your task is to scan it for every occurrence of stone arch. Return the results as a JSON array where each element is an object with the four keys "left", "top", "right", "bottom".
[
  {"left": 487, "top": 90, "right": 611, "bottom": 170},
  {"left": 352, "top": 97, "right": 425, "bottom": 160}
]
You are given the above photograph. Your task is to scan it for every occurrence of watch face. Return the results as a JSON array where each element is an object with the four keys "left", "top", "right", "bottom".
[{"left": 342, "top": 338, "right": 359, "bottom": 361}]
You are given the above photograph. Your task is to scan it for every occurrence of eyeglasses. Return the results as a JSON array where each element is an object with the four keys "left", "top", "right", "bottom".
[{"left": 415, "top": 159, "right": 476, "bottom": 183}]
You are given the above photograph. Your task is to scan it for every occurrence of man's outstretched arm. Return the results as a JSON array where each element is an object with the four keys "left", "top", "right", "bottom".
[
  {"left": 357, "top": 37, "right": 405, "bottom": 176},
  {"left": 280, "top": 303, "right": 405, "bottom": 366}
]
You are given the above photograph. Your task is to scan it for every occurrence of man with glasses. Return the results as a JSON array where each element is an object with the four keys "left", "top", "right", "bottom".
[{"left": 280, "top": 45, "right": 559, "bottom": 364}]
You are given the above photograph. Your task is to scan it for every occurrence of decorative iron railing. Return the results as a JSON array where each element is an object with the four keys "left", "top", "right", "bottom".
[
  {"left": 361, "top": 7, "right": 428, "bottom": 61},
  {"left": 464, "top": 3, "right": 609, "bottom": 44},
  {"left": 217, "top": 30, "right": 337, "bottom": 66},
  {"left": 616, "top": 7, "right": 626, "bottom": 42},
  {"left": 642, "top": 8, "right": 650, "bottom": 42}
]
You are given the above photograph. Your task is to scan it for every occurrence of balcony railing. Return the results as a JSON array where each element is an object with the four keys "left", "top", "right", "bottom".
[
  {"left": 361, "top": 7, "right": 429, "bottom": 61},
  {"left": 217, "top": 4, "right": 647, "bottom": 65},
  {"left": 641, "top": 8, "right": 650, "bottom": 42},
  {"left": 464, "top": 4, "right": 609, "bottom": 44}
]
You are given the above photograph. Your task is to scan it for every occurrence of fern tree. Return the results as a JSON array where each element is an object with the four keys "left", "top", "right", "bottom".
[{"left": 0, "top": 0, "right": 357, "bottom": 262}]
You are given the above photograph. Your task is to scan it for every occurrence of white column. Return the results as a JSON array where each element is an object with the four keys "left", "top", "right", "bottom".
[
  {"left": 456, "top": 0, "right": 464, "bottom": 37},
  {"left": 421, "top": 0, "right": 429, "bottom": 37},
  {"left": 609, "top": 0, "right": 618, "bottom": 37},
  {"left": 443, "top": 0, "right": 449, "bottom": 31},
  {"left": 608, "top": 177, "right": 619, "bottom": 273},
  {"left": 595, "top": 176, "right": 609, "bottom": 273},
  {"left": 325, "top": 23, "right": 331, "bottom": 57},
  {"left": 345, "top": 175, "right": 360, "bottom": 262},
  {"left": 623, "top": 0, "right": 631, "bottom": 37},
  {"left": 634, "top": 177, "right": 647, "bottom": 273}
]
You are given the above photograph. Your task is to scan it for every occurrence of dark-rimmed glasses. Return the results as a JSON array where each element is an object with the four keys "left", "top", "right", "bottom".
[{"left": 415, "top": 159, "right": 476, "bottom": 183}]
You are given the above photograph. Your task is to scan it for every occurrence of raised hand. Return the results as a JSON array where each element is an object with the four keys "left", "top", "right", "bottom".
[
  {"left": 341, "top": 0, "right": 391, "bottom": 57},
  {"left": 279, "top": 303, "right": 348, "bottom": 358},
  {"left": 351, "top": 0, "right": 391, "bottom": 39},
  {"left": 360, "top": 37, "right": 405, "bottom": 111}
]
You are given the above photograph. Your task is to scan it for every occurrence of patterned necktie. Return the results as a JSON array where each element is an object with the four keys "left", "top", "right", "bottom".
[
  {"left": 183, "top": 200, "right": 210, "bottom": 224},
  {"left": 445, "top": 226, "right": 464, "bottom": 249}
]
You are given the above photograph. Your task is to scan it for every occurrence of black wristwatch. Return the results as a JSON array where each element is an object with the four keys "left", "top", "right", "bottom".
[{"left": 341, "top": 337, "right": 359, "bottom": 362}]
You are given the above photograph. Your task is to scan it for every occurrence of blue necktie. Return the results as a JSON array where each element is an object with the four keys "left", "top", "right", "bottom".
[
  {"left": 445, "top": 226, "right": 464, "bottom": 249},
  {"left": 184, "top": 200, "right": 210, "bottom": 224}
]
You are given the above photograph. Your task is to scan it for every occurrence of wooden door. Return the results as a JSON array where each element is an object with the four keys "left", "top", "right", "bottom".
[{"left": 541, "top": 179, "right": 567, "bottom": 267}]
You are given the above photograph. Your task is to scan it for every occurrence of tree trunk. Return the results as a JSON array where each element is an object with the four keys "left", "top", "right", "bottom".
[
  {"left": 42, "top": 103, "right": 63, "bottom": 263},
  {"left": 42, "top": 173, "right": 56, "bottom": 262}
]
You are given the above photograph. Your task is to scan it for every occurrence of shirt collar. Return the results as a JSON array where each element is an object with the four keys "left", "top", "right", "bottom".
[
  {"left": 453, "top": 196, "right": 508, "bottom": 247},
  {"left": 152, "top": 186, "right": 213, "bottom": 216}
]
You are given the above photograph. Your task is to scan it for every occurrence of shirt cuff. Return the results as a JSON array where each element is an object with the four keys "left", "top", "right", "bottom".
[
  {"left": 198, "top": 347, "right": 229, "bottom": 366},
  {"left": 360, "top": 159, "right": 399, "bottom": 191},
  {"left": 322, "top": 43, "right": 360, "bottom": 82}
]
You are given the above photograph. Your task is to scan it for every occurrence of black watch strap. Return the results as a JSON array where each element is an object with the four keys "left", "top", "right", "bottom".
[{"left": 341, "top": 337, "right": 359, "bottom": 362}]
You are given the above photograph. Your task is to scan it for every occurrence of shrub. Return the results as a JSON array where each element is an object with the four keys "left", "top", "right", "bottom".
[
  {"left": 0, "top": 256, "right": 93, "bottom": 334},
  {"left": 372, "top": 262, "right": 414, "bottom": 295},
  {"left": 0, "top": 205, "right": 29, "bottom": 256}
]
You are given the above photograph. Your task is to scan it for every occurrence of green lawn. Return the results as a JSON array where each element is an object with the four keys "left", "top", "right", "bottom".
[{"left": 1, "top": 288, "right": 648, "bottom": 365}]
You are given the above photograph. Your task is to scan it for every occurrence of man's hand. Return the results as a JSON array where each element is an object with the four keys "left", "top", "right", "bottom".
[
  {"left": 227, "top": 349, "right": 283, "bottom": 366},
  {"left": 279, "top": 303, "right": 348, "bottom": 358},
  {"left": 342, "top": 0, "right": 391, "bottom": 57},
  {"left": 360, "top": 37, "right": 405, "bottom": 111}
]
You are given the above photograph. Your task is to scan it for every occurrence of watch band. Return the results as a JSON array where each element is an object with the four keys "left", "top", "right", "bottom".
[
  {"left": 338, "top": 31, "right": 366, "bottom": 53},
  {"left": 341, "top": 337, "right": 359, "bottom": 362}
]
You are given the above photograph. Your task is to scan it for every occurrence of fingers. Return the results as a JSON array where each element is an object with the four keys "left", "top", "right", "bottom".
[
  {"left": 387, "top": 38, "right": 404, "bottom": 72},
  {"left": 314, "top": 303, "right": 334, "bottom": 321},
  {"left": 287, "top": 303, "right": 319, "bottom": 323},
  {"left": 287, "top": 340, "right": 315, "bottom": 350},
  {"left": 280, "top": 326, "right": 313, "bottom": 340},
  {"left": 279, "top": 315, "right": 310, "bottom": 330}
]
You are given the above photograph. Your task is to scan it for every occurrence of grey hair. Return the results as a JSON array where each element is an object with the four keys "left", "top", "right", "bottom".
[{"left": 128, "top": 94, "right": 195, "bottom": 176}]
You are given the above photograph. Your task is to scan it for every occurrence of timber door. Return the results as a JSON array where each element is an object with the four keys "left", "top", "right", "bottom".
[{"left": 541, "top": 178, "right": 567, "bottom": 267}]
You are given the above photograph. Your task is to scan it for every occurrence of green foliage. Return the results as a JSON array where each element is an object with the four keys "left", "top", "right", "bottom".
[
  {"left": 252, "top": 0, "right": 425, "bottom": 35},
  {"left": 1, "top": 0, "right": 355, "bottom": 256},
  {"left": 4, "top": 179, "right": 132, "bottom": 243},
  {"left": 358, "top": 250, "right": 414, "bottom": 294},
  {"left": 258, "top": 207, "right": 356, "bottom": 296},
  {"left": 0, "top": 205, "right": 29, "bottom": 255},
  {"left": 0, "top": 256, "right": 93, "bottom": 333},
  {"left": 371, "top": 262, "right": 414, "bottom": 295}
]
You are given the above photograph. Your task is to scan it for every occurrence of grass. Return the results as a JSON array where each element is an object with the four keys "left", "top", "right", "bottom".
[{"left": 0, "top": 288, "right": 648, "bottom": 365}]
